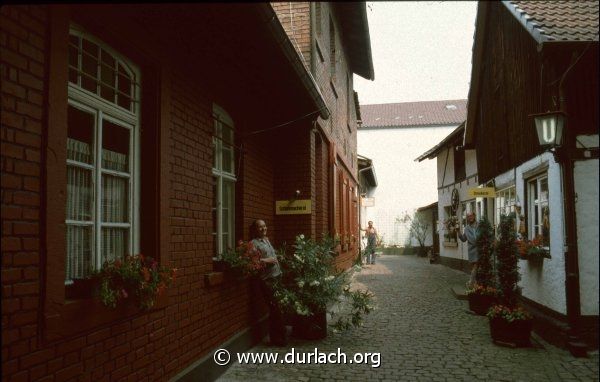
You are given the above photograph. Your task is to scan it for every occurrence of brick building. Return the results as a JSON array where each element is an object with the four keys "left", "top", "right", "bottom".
[
  {"left": 1, "top": 3, "right": 372, "bottom": 381},
  {"left": 271, "top": 2, "right": 374, "bottom": 268}
]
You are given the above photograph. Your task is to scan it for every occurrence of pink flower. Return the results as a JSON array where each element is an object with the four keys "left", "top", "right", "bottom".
[{"left": 121, "top": 289, "right": 128, "bottom": 298}]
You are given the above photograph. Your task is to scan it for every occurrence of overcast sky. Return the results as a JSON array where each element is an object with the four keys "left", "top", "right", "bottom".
[{"left": 354, "top": 1, "right": 478, "bottom": 105}]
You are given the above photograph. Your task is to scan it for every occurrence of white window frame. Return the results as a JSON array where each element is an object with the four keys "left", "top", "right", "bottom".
[
  {"left": 66, "top": 26, "right": 140, "bottom": 283},
  {"left": 494, "top": 186, "right": 516, "bottom": 228},
  {"left": 212, "top": 104, "right": 236, "bottom": 255},
  {"left": 527, "top": 174, "right": 549, "bottom": 246}
]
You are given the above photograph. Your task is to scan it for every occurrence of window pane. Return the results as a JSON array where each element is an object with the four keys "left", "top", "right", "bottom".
[
  {"left": 67, "top": 166, "right": 93, "bottom": 221},
  {"left": 101, "top": 227, "right": 128, "bottom": 263},
  {"left": 66, "top": 225, "right": 93, "bottom": 281},
  {"left": 68, "top": 38, "right": 79, "bottom": 84},
  {"left": 222, "top": 147, "right": 233, "bottom": 174},
  {"left": 102, "top": 174, "right": 129, "bottom": 223},
  {"left": 212, "top": 137, "right": 219, "bottom": 170},
  {"left": 540, "top": 177, "right": 548, "bottom": 203},
  {"left": 67, "top": 105, "right": 94, "bottom": 164},
  {"left": 221, "top": 180, "right": 234, "bottom": 249},
  {"left": 117, "top": 65, "right": 132, "bottom": 110},
  {"left": 81, "top": 43, "right": 98, "bottom": 93},
  {"left": 102, "top": 120, "right": 130, "bottom": 172}
]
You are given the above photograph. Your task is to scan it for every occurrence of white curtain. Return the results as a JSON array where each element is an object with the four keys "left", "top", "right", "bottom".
[{"left": 66, "top": 138, "right": 93, "bottom": 281}]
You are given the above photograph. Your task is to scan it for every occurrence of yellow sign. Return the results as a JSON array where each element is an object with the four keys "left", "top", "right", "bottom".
[
  {"left": 275, "top": 199, "right": 312, "bottom": 215},
  {"left": 468, "top": 187, "right": 496, "bottom": 198}
]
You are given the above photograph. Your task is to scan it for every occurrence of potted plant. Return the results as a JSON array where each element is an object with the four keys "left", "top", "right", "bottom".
[
  {"left": 516, "top": 235, "right": 551, "bottom": 261},
  {"left": 487, "top": 304, "right": 533, "bottom": 346},
  {"left": 90, "top": 254, "right": 176, "bottom": 310},
  {"left": 274, "top": 234, "right": 373, "bottom": 340},
  {"left": 488, "top": 214, "right": 533, "bottom": 346},
  {"left": 467, "top": 217, "right": 499, "bottom": 315},
  {"left": 216, "top": 240, "right": 266, "bottom": 278}
]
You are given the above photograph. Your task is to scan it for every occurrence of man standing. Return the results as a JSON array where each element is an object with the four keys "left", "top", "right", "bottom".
[
  {"left": 360, "top": 221, "right": 379, "bottom": 265},
  {"left": 250, "top": 219, "right": 287, "bottom": 346},
  {"left": 459, "top": 212, "right": 479, "bottom": 287}
]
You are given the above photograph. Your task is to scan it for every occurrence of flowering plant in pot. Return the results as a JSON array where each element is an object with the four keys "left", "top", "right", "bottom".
[
  {"left": 90, "top": 254, "right": 176, "bottom": 310},
  {"left": 488, "top": 213, "right": 533, "bottom": 346},
  {"left": 273, "top": 234, "right": 373, "bottom": 339},
  {"left": 516, "top": 235, "right": 550, "bottom": 260},
  {"left": 466, "top": 217, "right": 499, "bottom": 315},
  {"left": 216, "top": 240, "right": 266, "bottom": 277}
]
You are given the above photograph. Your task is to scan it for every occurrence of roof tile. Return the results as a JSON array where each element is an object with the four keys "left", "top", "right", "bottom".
[
  {"left": 359, "top": 99, "right": 467, "bottom": 128},
  {"left": 510, "top": 1, "right": 599, "bottom": 42}
]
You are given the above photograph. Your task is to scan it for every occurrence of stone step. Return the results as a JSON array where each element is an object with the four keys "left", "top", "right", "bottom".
[{"left": 451, "top": 284, "right": 468, "bottom": 300}]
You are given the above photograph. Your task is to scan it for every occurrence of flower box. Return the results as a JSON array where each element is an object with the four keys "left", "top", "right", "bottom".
[{"left": 489, "top": 317, "right": 532, "bottom": 347}]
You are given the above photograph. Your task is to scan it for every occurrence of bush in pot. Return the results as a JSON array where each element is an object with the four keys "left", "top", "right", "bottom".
[
  {"left": 466, "top": 217, "right": 499, "bottom": 315},
  {"left": 488, "top": 213, "right": 533, "bottom": 346},
  {"left": 273, "top": 234, "right": 373, "bottom": 339}
]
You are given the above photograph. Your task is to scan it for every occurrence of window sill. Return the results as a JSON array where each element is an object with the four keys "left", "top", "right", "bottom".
[{"left": 44, "top": 293, "right": 169, "bottom": 342}]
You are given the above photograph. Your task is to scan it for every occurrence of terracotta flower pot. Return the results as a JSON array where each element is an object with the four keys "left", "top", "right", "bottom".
[
  {"left": 468, "top": 293, "right": 497, "bottom": 316},
  {"left": 489, "top": 317, "right": 532, "bottom": 347}
]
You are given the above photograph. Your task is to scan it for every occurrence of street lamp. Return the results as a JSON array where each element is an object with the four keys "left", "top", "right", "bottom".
[{"left": 531, "top": 110, "right": 566, "bottom": 148}]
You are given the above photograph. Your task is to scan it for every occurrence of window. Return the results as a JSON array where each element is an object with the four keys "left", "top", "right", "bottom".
[
  {"left": 66, "top": 28, "right": 140, "bottom": 283},
  {"left": 454, "top": 146, "right": 465, "bottom": 182},
  {"left": 212, "top": 104, "right": 236, "bottom": 255},
  {"left": 329, "top": 17, "right": 336, "bottom": 79},
  {"left": 527, "top": 175, "right": 550, "bottom": 246},
  {"left": 494, "top": 186, "right": 516, "bottom": 228}
]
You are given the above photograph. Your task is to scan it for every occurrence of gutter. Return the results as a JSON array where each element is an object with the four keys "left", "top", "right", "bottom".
[{"left": 257, "top": 3, "right": 330, "bottom": 120}]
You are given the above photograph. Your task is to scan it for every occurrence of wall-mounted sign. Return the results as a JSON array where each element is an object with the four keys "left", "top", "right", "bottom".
[
  {"left": 361, "top": 197, "right": 375, "bottom": 207},
  {"left": 275, "top": 199, "right": 312, "bottom": 215},
  {"left": 468, "top": 187, "right": 496, "bottom": 198}
]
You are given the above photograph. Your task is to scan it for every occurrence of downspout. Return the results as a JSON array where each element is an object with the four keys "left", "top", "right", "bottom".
[{"left": 556, "top": 47, "right": 589, "bottom": 357}]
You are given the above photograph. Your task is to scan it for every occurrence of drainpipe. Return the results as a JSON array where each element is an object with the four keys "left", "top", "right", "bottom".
[{"left": 557, "top": 51, "right": 586, "bottom": 357}]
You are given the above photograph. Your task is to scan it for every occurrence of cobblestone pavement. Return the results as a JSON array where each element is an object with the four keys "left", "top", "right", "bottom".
[{"left": 217, "top": 255, "right": 599, "bottom": 382}]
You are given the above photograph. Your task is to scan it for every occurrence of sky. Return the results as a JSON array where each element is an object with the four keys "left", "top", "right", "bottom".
[{"left": 354, "top": 1, "right": 478, "bottom": 105}]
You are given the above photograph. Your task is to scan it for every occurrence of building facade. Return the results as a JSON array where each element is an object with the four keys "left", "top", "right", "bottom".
[
  {"left": 0, "top": 3, "right": 373, "bottom": 381},
  {"left": 358, "top": 100, "right": 466, "bottom": 246},
  {"left": 272, "top": 2, "right": 374, "bottom": 268},
  {"left": 464, "top": 1, "right": 598, "bottom": 352},
  {"left": 416, "top": 123, "right": 480, "bottom": 271}
]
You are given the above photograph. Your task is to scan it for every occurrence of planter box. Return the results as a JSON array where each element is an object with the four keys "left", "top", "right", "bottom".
[
  {"left": 291, "top": 310, "right": 327, "bottom": 340},
  {"left": 489, "top": 317, "right": 532, "bottom": 347},
  {"left": 468, "top": 294, "right": 496, "bottom": 316}
]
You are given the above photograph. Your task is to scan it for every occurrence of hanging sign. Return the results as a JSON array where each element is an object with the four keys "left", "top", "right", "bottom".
[
  {"left": 275, "top": 199, "right": 312, "bottom": 215},
  {"left": 468, "top": 187, "right": 496, "bottom": 198}
]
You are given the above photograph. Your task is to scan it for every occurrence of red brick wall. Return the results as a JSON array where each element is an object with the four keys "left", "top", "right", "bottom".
[
  {"left": 272, "top": 2, "right": 361, "bottom": 266},
  {"left": 271, "top": 2, "right": 312, "bottom": 72},
  {"left": 1, "top": 5, "right": 47, "bottom": 381},
  {"left": 1, "top": 5, "right": 274, "bottom": 381}
]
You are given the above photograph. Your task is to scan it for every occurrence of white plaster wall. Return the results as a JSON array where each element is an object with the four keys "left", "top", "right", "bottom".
[
  {"left": 574, "top": 158, "right": 599, "bottom": 316},
  {"left": 435, "top": 147, "right": 479, "bottom": 261},
  {"left": 357, "top": 125, "right": 457, "bottom": 245},
  {"left": 497, "top": 152, "right": 567, "bottom": 315},
  {"left": 409, "top": 208, "right": 434, "bottom": 247}
]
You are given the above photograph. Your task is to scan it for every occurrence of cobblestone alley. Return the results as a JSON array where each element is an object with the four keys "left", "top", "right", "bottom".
[{"left": 217, "top": 254, "right": 599, "bottom": 382}]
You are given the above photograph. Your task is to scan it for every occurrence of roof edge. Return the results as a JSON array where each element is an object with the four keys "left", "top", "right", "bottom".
[{"left": 415, "top": 122, "right": 465, "bottom": 162}]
